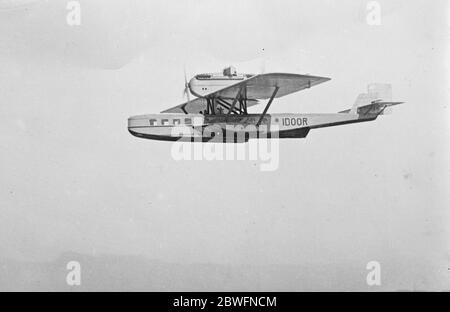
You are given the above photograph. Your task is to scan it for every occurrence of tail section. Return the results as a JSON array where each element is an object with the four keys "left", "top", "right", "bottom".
[{"left": 340, "top": 83, "right": 404, "bottom": 116}]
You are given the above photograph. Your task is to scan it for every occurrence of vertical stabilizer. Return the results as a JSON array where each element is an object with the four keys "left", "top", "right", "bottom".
[
  {"left": 340, "top": 83, "right": 402, "bottom": 115},
  {"left": 348, "top": 83, "right": 392, "bottom": 114}
]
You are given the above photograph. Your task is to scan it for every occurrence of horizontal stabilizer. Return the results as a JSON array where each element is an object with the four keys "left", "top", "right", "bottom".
[{"left": 340, "top": 84, "right": 404, "bottom": 116}]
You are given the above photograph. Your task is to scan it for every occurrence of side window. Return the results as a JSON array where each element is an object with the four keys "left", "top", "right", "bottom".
[
  {"left": 173, "top": 119, "right": 180, "bottom": 125},
  {"left": 184, "top": 118, "right": 192, "bottom": 125},
  {"left": 149, "top": 119, "right": 157, "bottom": 126},
  {"left": 161, "top": 119, "right": 169, "bottom": 126}
]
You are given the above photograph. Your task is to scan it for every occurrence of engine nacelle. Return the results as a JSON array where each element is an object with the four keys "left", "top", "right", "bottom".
[{"left": 188, "top": 67, "right": 254, "bottom": 98}]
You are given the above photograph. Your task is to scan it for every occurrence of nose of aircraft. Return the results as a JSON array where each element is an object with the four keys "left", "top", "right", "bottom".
[
  {"left": 188, "top": 77, "right": 203, "bottom": 98},
  {"left": 188, "top": 77, "right": 195, "bottom": 90},
  {"left": 128, "top": 115, "right": 149, "bottom": 128}
]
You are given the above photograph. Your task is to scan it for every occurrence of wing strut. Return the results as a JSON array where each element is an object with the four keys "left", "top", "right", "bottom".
[
  {"left": 256, "top": 86, "right": 279, "bottom": 127},
  {"left": 217, "top": 98, "right": 241, "bottom": 114},
  {"left": 227, "top": 86, "right": 244, "bottom": 115}
]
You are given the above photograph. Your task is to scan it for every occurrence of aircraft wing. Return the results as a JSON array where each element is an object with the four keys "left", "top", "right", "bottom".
[
  {"left": 205, "top": 73, "right": 331, "bottom": 100},
  {"left": 161, "top": 73, "right": 330, "bottom": 114}
]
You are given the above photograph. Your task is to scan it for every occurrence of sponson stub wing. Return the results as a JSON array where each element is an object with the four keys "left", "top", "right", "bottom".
[
  {"left": 161, "top": 97, "right": 207, "bottom": 114},
  {"left": 161, "top": 73, "right": 330, "bottom": 114},
  {"left": 161, "top": 97, "right": 260, "bottom": 114}
]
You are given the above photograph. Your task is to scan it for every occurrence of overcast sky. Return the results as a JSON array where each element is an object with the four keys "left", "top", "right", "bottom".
[{"left": 0, "top": 0, "right": 448, "bottom": 290}]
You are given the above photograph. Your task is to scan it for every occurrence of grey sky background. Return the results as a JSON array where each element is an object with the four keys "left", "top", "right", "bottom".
[{"left": 0, "top": 0, "right": 448, "bottom": 290}]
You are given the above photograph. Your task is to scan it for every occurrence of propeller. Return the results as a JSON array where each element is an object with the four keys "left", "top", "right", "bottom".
[{"left": 182, "top": 67, "right": 191, "bottom": 104}]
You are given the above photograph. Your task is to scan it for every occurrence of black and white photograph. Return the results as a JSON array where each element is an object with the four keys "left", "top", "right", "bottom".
[{"left": 0, "top": 0, "right": 448, "bottom": 300}]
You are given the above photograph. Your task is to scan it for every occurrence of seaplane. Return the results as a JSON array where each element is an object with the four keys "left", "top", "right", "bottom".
[{"left": 128, "top": 66, "right": 403, "bottom": 143}]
